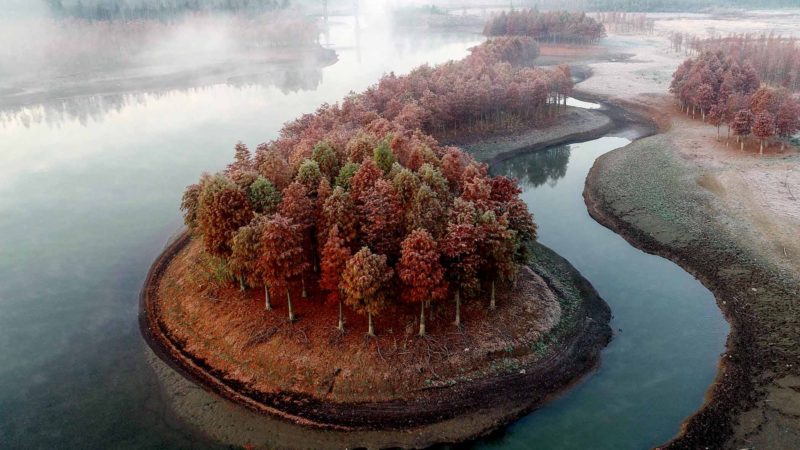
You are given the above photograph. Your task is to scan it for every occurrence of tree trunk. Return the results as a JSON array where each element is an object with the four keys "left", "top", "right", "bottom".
[
  {"left": 264, "top": 285, "right": 272, "bottom": 311},
  {"left": 741, "top": 140, "right": 744, "bottom": 151},
  {"left": 367, "top": 312, "right": 374, "bottom": 336},
  {"left": 301, "top": 276, "right": 307, "bottom": 298},
  {"left": 454, "top": 289, "right": 461, "bottom": 328},
  {"left": 338, "top": 300, "right": 344, "bottom": 331},
  {"left": 239, "top": 277, "right": 245, "bottom": 291},
  {"left": 287, "top": 290, "right": 295, "bottom": 322},
  {"left": 490, "top": 279, "right": 496, "bottom": 310},
  {"left": 717, "top": 126, "right": 720, "bottom": 141},
  {"left": 760, "top": 139, "right": 764, "bottom": 155},
  {"left": 419, "top": 302, "right": 426, "bottom": 336}
]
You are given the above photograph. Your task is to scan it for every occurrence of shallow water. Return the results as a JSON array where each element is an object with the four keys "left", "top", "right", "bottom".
[
  {"left": 0, "top": 14, "right": 727, "bottom": 450},
  {"left": 485, "top": 139, "right": 728, "bottom": 449}
]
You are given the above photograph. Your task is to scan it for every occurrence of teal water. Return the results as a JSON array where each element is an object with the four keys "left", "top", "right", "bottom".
[
  {"left": 0, "top": 15, "right": 728, "bottom": 450},
  {"left": 482, "top": 139, "right": 728, "bottom": 449}
]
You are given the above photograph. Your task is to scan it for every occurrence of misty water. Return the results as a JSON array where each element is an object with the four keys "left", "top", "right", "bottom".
[{"left": 0, "top": 12, "right": 727, "bottom": 450}]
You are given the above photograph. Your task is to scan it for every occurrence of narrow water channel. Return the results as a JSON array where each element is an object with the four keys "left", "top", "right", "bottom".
[{"left": 483, "top": 136, "right": 728, "bottom": 449}]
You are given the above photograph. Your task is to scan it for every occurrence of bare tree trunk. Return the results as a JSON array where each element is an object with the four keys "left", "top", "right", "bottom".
[
  {"left": 454, "top": 289, "right": 461, "bottom": 327},
  {"left": 368, "top": 312, "right": 374, "bottom": 336},
  {"left": 741, "top": 140, "right": 744, "bottom": 151},
  {"left": 301, "top": 276, "right": 307, "bottom": 298},
  {"left": 419, "top": 302, "right": 426, "bottom": 336},
  {"left": 287, "top": 290, "right": 295, "bottom": 322},
  {"left": 490, "top": 279, "right": 496, "bottom": 310},
  {"left": 338, "top": 300, "right": 344, "bottom": 331},
  {"left": 239, "top": 277, "right": 245, "bottom": 291},
  {"left": 264, "top": 285, "right": 272, "bottom": 310},
  {"left": 760, "top": 139, "right": 764, "bottom": 155}
]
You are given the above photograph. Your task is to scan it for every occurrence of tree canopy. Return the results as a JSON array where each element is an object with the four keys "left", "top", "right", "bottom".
[{"left": 180, "top": 33, "right": 546, "bottom": 334}]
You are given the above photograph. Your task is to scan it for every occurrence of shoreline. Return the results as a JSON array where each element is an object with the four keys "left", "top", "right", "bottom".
[
  {"left": 582, "top": 104, "right": 800, "bottom": 447},
  {"left": 140, "top": 214, "right": 612, "bottom": 444}
]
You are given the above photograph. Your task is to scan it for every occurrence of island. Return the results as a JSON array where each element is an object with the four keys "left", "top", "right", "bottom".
[{"left": 141, "top": 11, "right": 613, "bottom": 444}]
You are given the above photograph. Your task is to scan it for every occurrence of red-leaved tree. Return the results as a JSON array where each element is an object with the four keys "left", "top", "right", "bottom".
[
  {"left": 398, "top": 229, "right": 448, "bottom": 336},
  {"left": 260, "top": 214, "right": 308, "bottom": 322},
  {"left": 341, "top": 247, "right": 393, "bottom": 336},
  {"left": 752, "top": 112, "right": 775, "bottom": 155},
  {"left": 320, "top": 225, "right": 351, "bottom": 331}
]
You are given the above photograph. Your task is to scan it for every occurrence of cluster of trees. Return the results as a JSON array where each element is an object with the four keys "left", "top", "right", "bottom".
[
  {"left": 675, "top": 34, "right": 800, "bottom": 92},
  {"left": 45, "top": 0, "right": 291, "bottom": 20},
  {"left": 483, "top": 9, "right": 606, "bottom": 45},
  {"left": 579, "top": 0, "right": 797, "bottom": 11},
  {"left": 180, "top": 38, "right": 549, "bottom": 337},
  {"left": 670, "top": 50, "right": 800, "bottom": 153},
  {"left": 344, "top": 37, "right": 572, "bottom": 139},
  {"left": 594, "top": 12, "right": 653, "bottom": 34}
]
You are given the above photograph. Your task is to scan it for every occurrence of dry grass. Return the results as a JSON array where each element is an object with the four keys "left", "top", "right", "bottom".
[{"left": 157, "top": 239, "right": 561, "bottom": 403}]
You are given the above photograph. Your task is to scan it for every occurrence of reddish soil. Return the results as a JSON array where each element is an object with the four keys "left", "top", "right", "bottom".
[{"left": 140, "top": 233, "right": 612, "bottom": 432}]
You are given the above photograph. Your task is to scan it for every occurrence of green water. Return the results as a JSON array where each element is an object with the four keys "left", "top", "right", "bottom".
[
  {"left": 482, "top": 139, "right": 728, "bottom": 449},
  {"left": 0, "top": 16, "right": 727, "bottom": 450}
]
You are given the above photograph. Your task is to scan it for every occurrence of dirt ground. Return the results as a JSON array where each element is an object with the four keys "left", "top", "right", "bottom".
[
  {"left": 579, "top": 16, "right": 800, "bottom": 450},
  {"left": 141, "top": 238, "right": 611, "bottom": 448},
  {"left": 158, "top": 238, "right": 564, "bottom": 404},
  {"left": 578, "top": 28, "right": 799, "bottom": 279},
  {"left": 140, "top": 231, "right": 611, "bottom": 443}
]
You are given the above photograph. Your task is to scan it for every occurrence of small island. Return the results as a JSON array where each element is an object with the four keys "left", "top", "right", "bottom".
[{"left": 141, "top": 11, "right": 612, "bottom": 441}]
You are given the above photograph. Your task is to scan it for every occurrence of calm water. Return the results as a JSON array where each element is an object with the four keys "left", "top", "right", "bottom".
[
  {"left": 485, "top": 140, "right": 728, "bottom": 449},
  {"left": 0, "top": 14, "right": 727, "bottom": 450}
]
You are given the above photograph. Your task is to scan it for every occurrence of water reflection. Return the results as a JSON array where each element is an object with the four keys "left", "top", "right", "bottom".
[
  {"left": 491, "top": 144, "right": 571, "bottom": 188},
  {"left": 0, "top": 63, "right": 326, "bottom": 129}
]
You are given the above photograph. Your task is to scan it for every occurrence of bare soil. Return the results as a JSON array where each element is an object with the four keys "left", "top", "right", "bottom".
[{"left": 140, "top": 233, "right": 611, "bottom": 438}]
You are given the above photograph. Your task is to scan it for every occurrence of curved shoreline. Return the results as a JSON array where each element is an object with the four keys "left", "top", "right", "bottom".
[
  {"left": 140, "top": 228, "right": 611, "bottom": 444},
  {"left": 580, "top": 101, "right": 798, "bottom": 448},
  {"left": 582, "top": 140, "right": 746, "bottom": 449}
]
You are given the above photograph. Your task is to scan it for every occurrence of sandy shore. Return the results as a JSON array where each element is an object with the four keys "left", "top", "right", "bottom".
[{"left": 579, "top": 25, "right": 800, "bottom": 449}]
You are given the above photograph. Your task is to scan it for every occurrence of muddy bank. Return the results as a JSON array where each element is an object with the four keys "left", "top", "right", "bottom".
[
  {"left": 140, "top": 227, "right": 611, "bottom": 447},
  {"left": 584, "top": 134, "right": 800, "bottom": 449},
  {"left": 449, "top": 107, "right": 613, "bottom": 164}
]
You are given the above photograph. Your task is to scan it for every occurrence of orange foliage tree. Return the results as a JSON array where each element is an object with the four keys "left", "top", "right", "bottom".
[
  {"left": 341, "top": 248, "right": 394, "bottom": 336},
  {"left": 398, "top": 229, "right": 448, "bottom": 336}
]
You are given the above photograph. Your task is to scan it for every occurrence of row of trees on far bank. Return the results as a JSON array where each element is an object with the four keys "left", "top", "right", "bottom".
[
  {"left": 484, "top": 10, "right": 606, "bottom": 45},
  {"left": 670, "top": 50, "right": 800, "bottom": 153},
  {"left": 180, "top": 36, "right": 553, "bottom": 336},
  {"left": 670, "top": 33, "right": 800, "bottom": 92},
  {"left": 594, "top": 11, "right": 653, "bottom": 34}
]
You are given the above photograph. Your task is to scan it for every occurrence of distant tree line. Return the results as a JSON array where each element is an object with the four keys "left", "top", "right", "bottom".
[
  {"left": 671, "top": 33, "right": 800, "bottom": 92},
  {"left": 484, "top": 10, "right": 606, "bottom": 45},
  {"left": 180, "top": 36, "right": 574, "bottom": 336},
  {"left": 576, "top": 0, "right": 797, "bottom": 12},
  {"left": 594, "top": 11, "right": 653, "bottom": 34},
  {"left": 44, "top": 0, "right": 291, "bottom": 20},
  {"left": 670, "top": 50, "right": 800, "bottom": 153}
]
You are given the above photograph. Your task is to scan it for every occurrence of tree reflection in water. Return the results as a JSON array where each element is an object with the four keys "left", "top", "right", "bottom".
[{"left": 491, "top": 144, "right": 571, "bottom": 188}]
